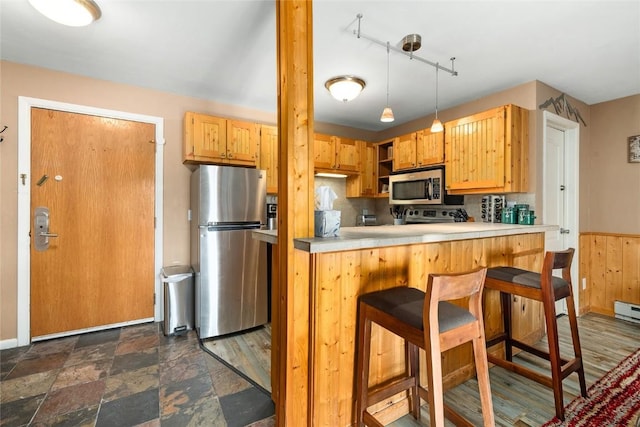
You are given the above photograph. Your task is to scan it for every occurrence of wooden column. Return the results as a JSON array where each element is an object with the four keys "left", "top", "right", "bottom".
[{"left": 274, "top": 1, "right": 315, "bottom": 425}]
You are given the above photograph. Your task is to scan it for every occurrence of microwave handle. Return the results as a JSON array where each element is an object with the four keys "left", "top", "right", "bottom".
[{"left": 425, "top": 178, "right": 432, "bottom": 200}]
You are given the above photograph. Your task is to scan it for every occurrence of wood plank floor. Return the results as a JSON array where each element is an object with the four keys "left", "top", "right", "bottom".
[{"left": 202, "top": 313, "right": 640, "bottom": 426}]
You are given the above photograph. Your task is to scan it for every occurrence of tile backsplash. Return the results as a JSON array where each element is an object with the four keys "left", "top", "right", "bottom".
[
  {"left": 311, "top": 177, "right": 537, "bottom": 227},
  {"left": 314, "top": 177, "right": 376, "bottom": 227}
]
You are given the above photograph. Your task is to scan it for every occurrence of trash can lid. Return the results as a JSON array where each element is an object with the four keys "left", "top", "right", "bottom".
[{"left": 161, "top": 265, "right": 194, "bottom": 278}]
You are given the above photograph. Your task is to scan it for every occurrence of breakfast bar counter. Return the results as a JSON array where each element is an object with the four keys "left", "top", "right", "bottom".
[{"left": 255, "top": 223, "right": 557, "bottom": 426}]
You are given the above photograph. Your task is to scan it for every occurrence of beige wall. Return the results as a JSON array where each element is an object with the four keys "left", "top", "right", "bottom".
[
  {"left": 586, "top": 94, "right": 640, "bottom": 234},
  {"left": 2, "top": 60, "right": 638, "bottom": 343},
  {"left": 0, "top": 61, "right": 277, "bottom": 341}
]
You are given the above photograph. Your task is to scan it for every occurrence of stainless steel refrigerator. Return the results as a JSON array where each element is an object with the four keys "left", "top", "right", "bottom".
[{"left": 190, "top": 165, "right": 267, "bottom": 339}]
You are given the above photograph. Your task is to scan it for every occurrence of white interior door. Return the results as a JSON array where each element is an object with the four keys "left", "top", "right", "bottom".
[{"left": 543, "top": 111, "right": 580, "bottom": 314}]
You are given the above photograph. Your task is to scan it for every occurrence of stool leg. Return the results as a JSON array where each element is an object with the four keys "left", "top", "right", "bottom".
[
  {"left": 408, "top": 342, "right": 420, "bottom": 419},
  {"left": 424, "top": 324, "right": 445, "bottom": 427},
  {"left": 501, "top": 291, "right": 514, "bottom": 361},
  {"left": 542, "top": 291, "right": 565, "bottom": 420},
  {"left": 355, "top": 303, "right": 372, "bottom": 427},
  {"left": 566, "top": 294, "right": 588, "bottom": 398},
  {"left": 472, "top": 334, "right": 496, "bottom": 427}
]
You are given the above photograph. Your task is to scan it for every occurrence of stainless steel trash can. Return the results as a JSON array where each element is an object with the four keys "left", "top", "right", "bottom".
[{"left": 162, "top": 265, "right": 194, "bottom": 336}]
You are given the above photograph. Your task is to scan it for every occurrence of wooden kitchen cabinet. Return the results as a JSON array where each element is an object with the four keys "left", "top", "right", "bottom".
[
  {"left": 376, "top": 139, "right": 394, "bottom": 196},
  {"left": 393, "top": 128, "right": 444, "bottom": 171},
  {"left": 226, "top": 120, "right": 259, "bottom": 165},
  {"left": 346, "top": 140, "right": 376, "bottom": 197},
  {"left": 393, "top": 131, "right": 417, "bottom": 171},
  {"left": 259, "top": 125, "right": 278, "bottom": 194},
  {"left": 416, "top": 128, "right": 445, "bottom": 166},
  {"left": 183, "top": 112, "right": 259, "bottom": 166},
  {"left": 444, "top": 104, "right": 528, "bottom": 194},
  {"left": 314, "top": 133, "right": 359, "bottom": 174}
]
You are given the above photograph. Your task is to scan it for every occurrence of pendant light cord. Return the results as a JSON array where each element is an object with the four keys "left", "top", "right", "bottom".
[
  {"left": 435, "top": 63, "right": 439, "bottom": 119},
  {"left": 386, "top": 41, "right": 390, "bottom": 106}
]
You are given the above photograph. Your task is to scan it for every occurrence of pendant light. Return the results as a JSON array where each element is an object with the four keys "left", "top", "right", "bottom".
[
  {"left": 430, "top": 64, "right": 444, "bottom": 132},
  {"left": 380, "top": 42, "right": 395, "bottom": 123}
]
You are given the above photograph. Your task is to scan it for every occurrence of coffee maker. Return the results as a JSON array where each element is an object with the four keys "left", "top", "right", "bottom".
[{"left": 267, "top": 203, "right": 277, "bottom": 230}]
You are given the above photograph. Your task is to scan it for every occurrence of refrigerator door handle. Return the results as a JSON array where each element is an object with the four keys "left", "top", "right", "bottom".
[{"left": 200, "top": 222, "right": 262, "bottom": 231}]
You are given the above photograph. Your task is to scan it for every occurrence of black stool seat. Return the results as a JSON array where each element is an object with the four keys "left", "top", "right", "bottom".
[
  {"left": 484, "top": 248, "right": 587, "bottom": 421},
  {"left": 359, "top": 287, "right": 476, "bottom": 334},
  {"left": 487, "top": 267, "right": 571, "bottom": 299}
]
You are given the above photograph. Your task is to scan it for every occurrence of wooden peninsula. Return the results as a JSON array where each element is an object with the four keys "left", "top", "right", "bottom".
[{"left": 255, "top": 223, "right": 557, "bottom": 426}]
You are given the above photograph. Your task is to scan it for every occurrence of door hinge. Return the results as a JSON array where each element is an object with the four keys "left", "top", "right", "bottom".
[
  {"left": 153, "top": 293, "right": 156, "bottom": 305},
  {"left": 154, "top": 217, "right": 157, "bottom": 229},
  {"left": 560, "top": 228, "right": 570, "bottom": 234}
]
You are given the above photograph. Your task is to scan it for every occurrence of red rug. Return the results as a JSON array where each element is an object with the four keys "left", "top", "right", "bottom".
[{"left": 542, "top": 348, "right": 640, "bottom": 427}]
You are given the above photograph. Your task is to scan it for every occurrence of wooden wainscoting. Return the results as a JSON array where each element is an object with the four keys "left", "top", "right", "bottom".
[{"left": 580, "top": 232, "right": 640, "bottom": 316}]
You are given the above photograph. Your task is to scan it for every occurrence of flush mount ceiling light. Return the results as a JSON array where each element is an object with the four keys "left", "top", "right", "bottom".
[
  {"left": 380, "top": 42, "right": 395, "bottom": 123},
  {"left": 28, "top": 0, "right": 102, "bottom": 27},
  {"left": 325, "top": 76, "right": 366, "bottom": 102}
]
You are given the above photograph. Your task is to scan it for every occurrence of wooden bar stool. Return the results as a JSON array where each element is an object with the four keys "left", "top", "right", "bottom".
[
  {"left": 354, "top": 269, "right": 495, "bottom": 427},
  {"left": 484, "top": 248, "right": 587, "bottom": 421}
]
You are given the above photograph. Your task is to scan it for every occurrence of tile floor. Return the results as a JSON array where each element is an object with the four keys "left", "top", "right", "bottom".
[{"left": 0, "top": 322, "right": 275, "bottom": 427}]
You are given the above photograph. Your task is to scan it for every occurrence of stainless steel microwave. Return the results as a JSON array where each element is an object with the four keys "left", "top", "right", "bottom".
[{"left": 389, "top": 167, "right": 464, "bottom": 205}]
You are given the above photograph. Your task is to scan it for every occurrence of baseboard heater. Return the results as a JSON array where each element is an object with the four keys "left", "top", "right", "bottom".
[{"left": 614, "top": 300, "right": 640, "bottom": 324}]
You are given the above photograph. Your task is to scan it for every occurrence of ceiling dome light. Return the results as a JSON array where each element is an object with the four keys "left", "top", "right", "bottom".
[
  {"left": 325, "top": 76, "right": 366, "bottom": 102},
  {"left": 28, "top": 0, "right": 102, "bottom": 27}
]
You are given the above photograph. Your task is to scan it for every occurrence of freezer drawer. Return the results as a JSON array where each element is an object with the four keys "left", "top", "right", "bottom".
[{"left": 195, "top": 228, "right": 267, "bottom": 338}]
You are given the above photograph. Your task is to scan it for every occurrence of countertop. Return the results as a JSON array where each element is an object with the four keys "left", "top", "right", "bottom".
[{"left": 253, "top": 223, "right": 558, "bottom": 254}]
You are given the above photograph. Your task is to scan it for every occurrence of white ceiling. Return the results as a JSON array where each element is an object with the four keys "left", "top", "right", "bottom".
[{"left": 1, "top": 0, "right": 639, "bottom": 131}]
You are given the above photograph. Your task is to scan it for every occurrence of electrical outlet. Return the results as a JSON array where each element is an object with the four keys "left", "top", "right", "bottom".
[{"left": 582, "top": 277, "right": 586, "bottom": 290}]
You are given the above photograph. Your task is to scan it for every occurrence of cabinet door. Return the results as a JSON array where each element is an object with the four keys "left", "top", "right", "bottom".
[
  {"left": 359, "top": 141, "right": 376, "bottom": 195},
  {"left": 346, "top": 141, "right": 376, "bottom": 197},
  {"left": 393, "top": 132, "right": 417, "bottom": 171},
  {"left": 314, "top": 133, "right": 336, "bottom": 170},
  {"left": 260, "top": 125, "right": 278, "bottom": 194},
  {"left": 335, "top": 137, "right": 359, "bottom": 172},
  {"left": 445, "top": 106, "right": 506, "bottom": 191},
  {"left": 185, "top": 112, "right": 227, "bottom": 162},
  {"left": 227, "top": 120, "right": 259, "bottom": 166},
  {"left": 416, "top": 128, "right": 444, "bottom": 167}
]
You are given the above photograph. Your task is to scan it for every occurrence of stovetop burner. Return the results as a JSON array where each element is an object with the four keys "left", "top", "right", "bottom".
[{"left": 404, "top": 207, "right": 468, "bottom": 224}]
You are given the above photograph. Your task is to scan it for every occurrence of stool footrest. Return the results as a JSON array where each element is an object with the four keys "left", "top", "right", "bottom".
[
  {"left": 362, "top": 410, "right": 385, "bottom": 427},
  {"left": 488, "top": 354, "right": 554, "bottom": 389},
  {"left": 366, "top": 375, "right": 417, "bottom": 408}
]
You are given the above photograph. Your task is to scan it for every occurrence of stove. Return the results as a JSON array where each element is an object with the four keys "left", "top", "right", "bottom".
[{"left": 404, "top": 207, "right": 468, "bottom": 224}]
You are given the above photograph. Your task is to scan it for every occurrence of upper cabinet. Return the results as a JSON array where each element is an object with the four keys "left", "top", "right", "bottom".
[
  {"left": 184, "top": 112, "right": 259, "bottom": 167},
  {"left": 314, "top": 133, "right": 359, "bottom": 174},
  {"left": 393, "top": 128, "right": 444, "bottom": 171},
  {"left": 444, "top": 104, "right": 528, "bottom": 194},
  {"left": 346, "top": 141, "right": 376, "bottom": 197},
  {"left": 259, "top": 125, "right": 278, "bottom": 194}
]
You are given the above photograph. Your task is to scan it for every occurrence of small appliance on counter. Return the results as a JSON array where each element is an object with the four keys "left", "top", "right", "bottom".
[
  {"left": 267, "top": 202, "right": 277, "bottom": 230},
  {"left": 481, "top": 195, "right": 505, "bottom": 223},
  {"left": 404, "top": 206, "right": 469, "bottom": 224},
  {"left": 356, "top": 209, "right": 378, "bottom": 226}
]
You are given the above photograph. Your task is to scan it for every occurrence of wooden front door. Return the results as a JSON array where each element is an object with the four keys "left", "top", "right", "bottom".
[{"left": 30, "top": 108, "right": 156, "bottom": 338}]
